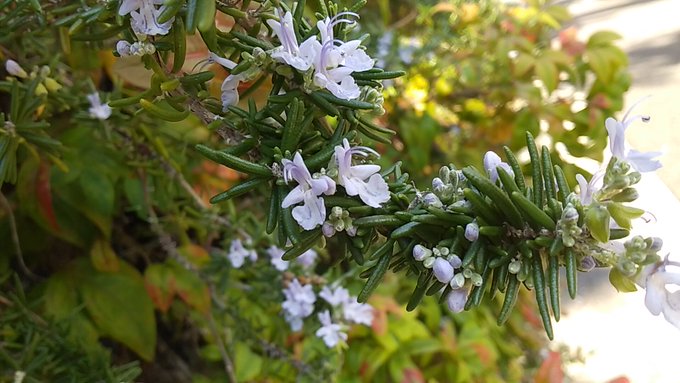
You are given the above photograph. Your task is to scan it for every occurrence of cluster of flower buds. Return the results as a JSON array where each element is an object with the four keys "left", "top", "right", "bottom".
[
  {"left": 4, "top": 60, "right": 62, "bottom": 96},
  {"left": 412, "top": 244, "right": 473, "bottom": 312},
  {"left": 323, "top": 206, "right": 357, "bottom": 237},
  {"left": 430, "top": 165, "right": 464, "bottom": 204}
]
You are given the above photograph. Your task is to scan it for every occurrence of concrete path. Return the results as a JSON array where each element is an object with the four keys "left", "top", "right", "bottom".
[{"left": 552, "top": 1, "right": 680, "bottom": 382}]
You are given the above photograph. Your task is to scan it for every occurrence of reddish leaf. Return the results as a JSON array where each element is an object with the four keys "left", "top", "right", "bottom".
[
  {"left": 534, "top": 351, "right": 563, "bottom": 383},
  {"left": 178, "top": 244, "right": 210, "bottom": 267},
  {"left": 36, "top": 160, "right": 59, "bottom": 231},
  {"left": 607, "top": 377, "right": 630, "bottom": 383},
  {"left": 169, "top": 262, "right": 211, "bottom": 314},
  {"left": 401, "top": 368, "right": 425, "bottom": 383},
  {"left": 144, "top": 263, "right": 176, "bottom": 313}
]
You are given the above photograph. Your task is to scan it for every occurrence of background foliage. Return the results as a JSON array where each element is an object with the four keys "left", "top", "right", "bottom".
[{"left": 0, "top": 0, "right": 627, "bottom": 381}]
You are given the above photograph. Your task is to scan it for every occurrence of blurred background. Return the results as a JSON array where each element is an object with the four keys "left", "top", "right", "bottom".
[{"left": 554, "top": 1, "right": 680, "bottom": 382}]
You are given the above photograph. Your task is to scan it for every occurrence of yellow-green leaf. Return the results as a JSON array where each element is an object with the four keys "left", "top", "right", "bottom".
[
  {"left": 81, "top": 262, "right": 157, "bottom": 360},
  {"left": 609, "top": 268, "right": 637, "bottom": 293},
  {"left": 90, "top": 237, "right": 120, "bottom": 272},
  {"left": 535, "top": 59, "right": 558, "bottom": 93},
  {"left": 587, "top": 31, "right": 622, "bottom": 48}
]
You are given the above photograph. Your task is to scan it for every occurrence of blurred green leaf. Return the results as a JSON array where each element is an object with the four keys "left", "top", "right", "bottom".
[{"left": 81, "top": 260, "right": 157, "bottom": 360}]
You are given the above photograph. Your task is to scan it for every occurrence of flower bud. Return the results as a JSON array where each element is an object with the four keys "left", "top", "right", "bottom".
[
  {"left": 438, "top": 166, "right": 451, "bottom": 184},
  {"left": 432, "top": 177, "right": 445, "bottom": 190},
  {"left": 450, "top": 273, "right": 465, "bottom": 289},
  {"left": 464, "top": 221, "right": 479, "bottom": 242},
  {"left": 561, "top": 204, "right": 579, "bottom": 223},
  {"left": 446, "top": 288, "right": 468, "bottom": 313},
  {"left": 413, "top": 244, "right": 432, "bottom": 261},
  {"left": 448, "top": 254, "right": 462, "bottom": 269},
  {"left": 421, "top": 192, "right": 443, "bottom": 208},
  {"left": 423, "top": 257, "right": 435, "bottom": 268},
  {"left": 333, "top": 219, "right": 345, "bottom": 232},
  {"left": 645, "top": 237, "right": 663, "bottom": 252},
  {"left": 470, "top": 273, "right": 483, "bottom": 286},
  {"left": 433, "top": 258, "right": 454, "bottom": 283},
  {"left": 322, "top": 221, "right": 336, "bottom": 237},
  {"left": 579, "top": 256, "right": 596, "bottom": 272},
  {"left": 116, "top": 40, "right": 131, "bottom": 56},
  {"left": 331, "top": 206, "right": 343, "bottom": 218},
  {"left": 43, "top": 77, "right": 61, "bottom": 92},
  {"left": 5, "top": 59, "right": 27, "bottom": 78},
  {"left": 508, "top": 259, "right": 521, "bottom": 274}
]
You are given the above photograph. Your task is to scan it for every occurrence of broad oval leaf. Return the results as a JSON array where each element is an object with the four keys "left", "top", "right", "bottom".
[{"left": 82, "top": 263, "right": 157, "bottom": 361}]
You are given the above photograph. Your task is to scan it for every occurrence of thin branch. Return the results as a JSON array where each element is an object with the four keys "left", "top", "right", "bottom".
[
  {"left": 0, "top": 191, "right": 39, "bottom": 281},
  {"left": 207, "top": 311, "right": 238, "bottom": 383}
]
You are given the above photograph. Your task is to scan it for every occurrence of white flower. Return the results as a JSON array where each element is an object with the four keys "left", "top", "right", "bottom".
[
  {"left": 267, "top": 245, "right": 288, "bottom": 271},
  {"left": 297, "top": 249, "right": 318, "bottom": 268},
  {"left": 227, "top": 239, "right": 257, "bottom": 268},
  {"left": 342, "top": 299, "right": 373, "bottom": 326},
  {"left": 316, "top": 13, "right": 374, "bottom": 72},
  {"left": 119, "top": 0, "right": 172, "bottom": 36},
  {"left": 87, "top": 93, "right": 112, "bottom": 120},
  {"left": 332, "top": 139, "right": 389, "bottom": 208},
  {"left": 267, "top": 10, "right": 319, "bottom": 71},
  {"left": 313, "top": 42, "right": 361, "bottom": 100},
  {"left": 433, "top": 258, "right": 454, "bottom": 283},
  {"left": 220, "top": 74, "right": 245, "bottom": 110},
  {"left": 464, "top": 221, "right": 479, "bottom": 242},
  {"left": 282, "top": 278, "right": 316, "bottom": 331},
  {"left": 5, "top": 59, "right": 27, "bottom": 78},
  {"left": 13, "top": 371, "right": 26, "bottom": 383},
  {"left": 315, "top": 310, "right": 347, "bottom": 347},
  {"left": 483, "top": 151, "right": 513, "bottom": 184},
  {"left": 282, "top": 152, "right": 336, "bottom": 230},
  {"left": 446, "top": 288, "right": 468, "bottom": 313},
  {"left": 206, "top": 52, "right": 244, "bottom": 110},
  {"left": 637, "top": 257, "right": 680, "bottom": 329},
  {"left": 208, "top": 52, "right": 237, "bottom": 70},
  {"left": 575, "top": 171, "right": 603, "bottom": 206},
  {"left": 605, "top": 98, "right": 662, "bottom": 172},
  {"left": 319, "top": 285, "right": 350, "bottom": 306}
]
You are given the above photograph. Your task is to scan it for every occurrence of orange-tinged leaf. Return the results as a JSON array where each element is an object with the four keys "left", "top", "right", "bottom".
[
  {"left": 178, "top": 243, "right": 210, "bottom": 267},
  {"left": 534, "top": 351, "right": 563, "bottom": 383},
  {"left": 144, "top": 263, "right": 177, "bottom": 312},
  {"left": 90, "top": 237, "right": 120, "bottom": 272},
  {"left": 607, "top": 377, "right": 630, "bottom": 383},
  {"left": 169, "top": 262, "right": 211, "bottom": 314},
  {"left": 36, "top": 160, "right": 59, "bottom": 231}
]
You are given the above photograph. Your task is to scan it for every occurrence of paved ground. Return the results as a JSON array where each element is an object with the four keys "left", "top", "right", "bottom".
[{"left": 552, "top": 1, "right": 680, "bottom": 382}]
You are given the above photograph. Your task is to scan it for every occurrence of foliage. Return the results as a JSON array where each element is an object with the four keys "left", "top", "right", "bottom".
[
  {"left": 0, "top": 0, "right": 663, "bottom": 382},
  {"left": 360, "top": 0, "right": 630, "bottom": 183},
  {"left": 0, "top": 276, "right": 142, "bottom": 383}
]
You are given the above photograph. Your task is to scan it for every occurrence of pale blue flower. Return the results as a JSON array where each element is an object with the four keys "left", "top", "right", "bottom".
[
  {"left": 605, "top": 98, "right": 662, "bottom": 172},
  {"left": 332, "top": 139, "right": 389, "bottom": 208},
  {"left": 315, "top": 310, "right": 347, "bottom": 347},
  {"left": 281, "top": 152, "right": 336, "bottom": 230}
]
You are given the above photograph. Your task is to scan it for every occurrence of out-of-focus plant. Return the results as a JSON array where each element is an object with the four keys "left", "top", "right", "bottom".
[
  {"left": 361, "top": 0, "right": 630, "bottom": 184},
  {"left": 0, "top": 0, "right": 672, "bottom": 382}
]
